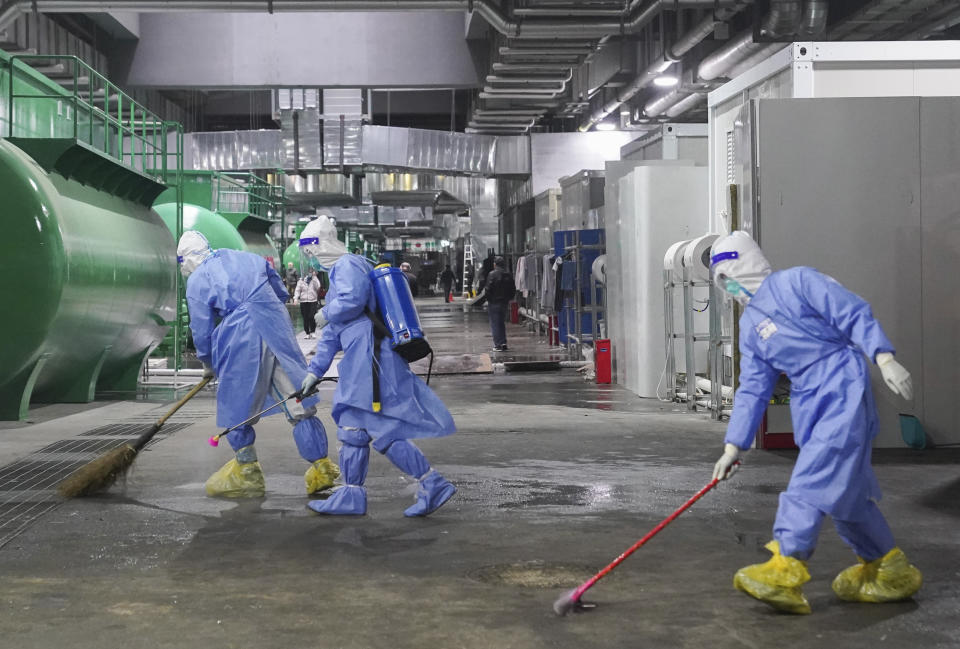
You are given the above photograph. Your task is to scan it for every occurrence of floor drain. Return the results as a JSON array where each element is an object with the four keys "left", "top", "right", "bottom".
[
  {"left": 0, "top": 418, "right": 199, "bottom": 549},
  {"left": 468, "top": 561, "right": 595, "bottom": 588}
]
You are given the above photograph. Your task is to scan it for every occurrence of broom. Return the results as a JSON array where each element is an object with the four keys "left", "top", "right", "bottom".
[{"left": 57, "top": 376, "right": 213, "bottom": 498}]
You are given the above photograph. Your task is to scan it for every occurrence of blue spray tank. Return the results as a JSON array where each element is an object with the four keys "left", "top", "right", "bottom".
[{"left": 369, "top": 264, "right": 432, "bottom": 364}]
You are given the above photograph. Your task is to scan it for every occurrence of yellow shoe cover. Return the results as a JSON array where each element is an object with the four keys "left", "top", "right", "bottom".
[
  {"left": 304, "top": 457, "right": 340, "bottom": 494},
  {"left": 832, "top": 547, "right": 922, "bottom": 603},
  {"left": 205, "top": 459, "right": 266, "bottom": 498},
  {"left": 734, "top": 540, "right": 812, "bottom": 614}
]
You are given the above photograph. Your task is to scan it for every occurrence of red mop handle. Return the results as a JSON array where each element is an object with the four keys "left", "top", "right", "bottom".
[{"left": 570, "top": 472, "right": 730, "bottom": 602}]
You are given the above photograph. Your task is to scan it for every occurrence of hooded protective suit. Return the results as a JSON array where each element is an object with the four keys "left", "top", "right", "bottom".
[
  {"left": 179, "top": 230, "right": 338, "bottom": 497},
  {"left": 709, "top": 230, "right": 920, "bottom": 612},
  {"left": 299, "top": 216, "right": 456, "bottom": 516}
]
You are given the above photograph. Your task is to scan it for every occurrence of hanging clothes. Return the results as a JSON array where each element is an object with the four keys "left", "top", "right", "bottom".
[
  {"left": 515, "top": 256, "right": 528, "bottom": 297},
  {"left": 541, "top": 254, "right": 556, "bottom": 314}
]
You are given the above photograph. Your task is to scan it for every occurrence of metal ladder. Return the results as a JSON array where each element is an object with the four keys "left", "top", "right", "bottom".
[{"left": 461, "top": 240, "right": 475, "bottom": 296}]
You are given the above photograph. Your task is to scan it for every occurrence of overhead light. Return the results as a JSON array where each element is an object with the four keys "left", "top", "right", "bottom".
[
  {"left": 595, "top": 121, "right": 618, "bottom": 131},
  {"left": 654, "top": 75, "right": 679, "bottom": 87}
]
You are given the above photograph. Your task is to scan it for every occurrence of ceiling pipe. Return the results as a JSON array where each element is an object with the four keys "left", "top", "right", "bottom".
[
  {"left": 643, "top": 88, "right": 685, "bottom": 117},
  {"left": 498, "top": 47, "right": 594, "bottom": 56},
  {"left": 579, "top": 1, "right": 750, "bottom": 131},
  {"left": 644, "top": 1, "right": 820, "bottom": 122},
  {"left": 473, "top": 109, "right": 547, "bottom": 116},
  {"left": 0, "top": 0, "right": 744, "bottom": 40},
  {"left": 663, "top": 92, "right": 706, "bottom": 117},
  {"left": 485, "top": 75, "right": 571, "bottom": 84},
  {"left": 492, "top": 62, "right": 577, "bottom": 71},
  {"left": 798, "top": 0, "right": 829, "bottom": 37},
  {"left": 479, "top": 92, "right": 563, "bottom": 100},
  {"left": 698, "top": 0, "right": 805, "bottom": 80}
]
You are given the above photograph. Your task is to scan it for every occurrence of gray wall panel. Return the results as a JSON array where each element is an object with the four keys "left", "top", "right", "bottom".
[
  {"left": 919, "top": 98, "right": 960, "bottom": 445},
  {"left": 755, "top": 97, "right": 923, "bottom": 447}
]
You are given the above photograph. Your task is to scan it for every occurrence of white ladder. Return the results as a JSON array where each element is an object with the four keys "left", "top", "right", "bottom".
[{"left": 461, "top": 240, "right": 475, "bottom": 297}]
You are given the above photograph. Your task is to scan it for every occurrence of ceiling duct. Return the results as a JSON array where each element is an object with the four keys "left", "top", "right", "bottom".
[
  {"left": 184, "top": 125, "right": 529, "bottom": 176},
  {"left": 580, "top": 1, "right": 751, "bottom": 131},
  {"left": 0, "top": 0, "right": 750, "bottom": 39},
  {"left": 283, "top": 172, "right": 361, "bottom": 209},
  {"left": 642, "top": 0, "right": 827, "bottom": 121},
  {"left": 323, "top": 88, "right": 364, "bottom": 168},
  {"left": 276, "top": 88, "right": 323, "bottom": 169}
]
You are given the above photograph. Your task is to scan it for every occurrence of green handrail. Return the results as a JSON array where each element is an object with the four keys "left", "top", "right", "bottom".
[{"left": 7, "top": 54, "right": 167, "bottom": 182}]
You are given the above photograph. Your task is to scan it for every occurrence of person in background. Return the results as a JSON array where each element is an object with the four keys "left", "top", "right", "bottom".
[
  {"left": 297, "top": 216, "right": 457, "bottom": 517},
  {"left": 483, "top": 256, "right": 514, "bottom": 352},
  {"left": 400, "top": 261, "right": 419, "bottom": 297},
  {"left": 294, "top": 270, "right": 323, "bottom": 339},
  {"left": 478, "top": 253, "right": 495, "bottom": 295},
  {"left": 440, "top": 264, "right": 456, "bottom": 303},
  {"left": 284, "top": 262, "right": 299, "bottom": 300},
  {"left": 709, "top": 230, "right": 922, "bottom": 615},
  {"left": 176, "top": 230, "right": 339, "bottom": 499}
]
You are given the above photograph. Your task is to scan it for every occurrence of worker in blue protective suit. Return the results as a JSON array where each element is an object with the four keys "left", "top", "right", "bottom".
[
  {"left": 709, "top": 231, "right": 922, "bottom": 614},
  {"left": 177, "top": 230, "right": 340, "bottom": 498},
  {"left": 297, "top": 214, "right": 456, "bottom": 517}
]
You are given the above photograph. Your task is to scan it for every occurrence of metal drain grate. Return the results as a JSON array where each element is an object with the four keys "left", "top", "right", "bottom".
[
  {"left": 0, "top": 416, "right": 201, "bottom": 549},
  {"left": 78, "top": 422, "right": 193, "bottom": 437},
  {"left": 0, "top": 459, "right": 91, "bottom": 491}
]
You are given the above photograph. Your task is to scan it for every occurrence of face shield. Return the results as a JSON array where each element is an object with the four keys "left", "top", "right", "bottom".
[
  {"left": 709, "top": 231, "right": 772, "bottom": 305},
  {"left": 298, "top": 213, "right": 348, "bottom": 274},
  {"left": 177, "top": 230, "right": 212, "bottom": 279}
]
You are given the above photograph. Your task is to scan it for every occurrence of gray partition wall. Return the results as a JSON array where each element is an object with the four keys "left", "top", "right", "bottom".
[{"left": 753, "top": 97, "right": 959, "bottom": 447}]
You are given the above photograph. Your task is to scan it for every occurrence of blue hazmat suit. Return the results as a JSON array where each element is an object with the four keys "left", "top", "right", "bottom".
[
  {"left": 186, "top": 249, "right": 327, "bottom": 461},
  {"left": 725, "top": 266, "right": 896, "bottom": 561},
  {"left": 306, "top": 254, "right": 456, "bottom": 515}
]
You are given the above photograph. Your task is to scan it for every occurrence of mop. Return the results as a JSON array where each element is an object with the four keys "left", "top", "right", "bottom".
[{"left": 553, "top": 463, "right": 738, "bottom": 616}]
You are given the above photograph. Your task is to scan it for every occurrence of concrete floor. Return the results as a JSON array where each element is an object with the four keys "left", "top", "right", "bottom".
[{"left": 1, "top": 299, "right": 958, "bottom": 648}]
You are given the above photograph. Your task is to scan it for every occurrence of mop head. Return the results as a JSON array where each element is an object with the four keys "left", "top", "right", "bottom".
[
  {"left": 553, "top": 589, "right": 598, "bottom": 616},
  {"left": 57, "top": 443, "right": 139, "bottom": 498}
]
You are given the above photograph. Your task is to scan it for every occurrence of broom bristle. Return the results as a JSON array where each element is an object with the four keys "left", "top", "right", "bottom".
[{"left": 57, "top": 444, "right": 139, "bottom": 498}]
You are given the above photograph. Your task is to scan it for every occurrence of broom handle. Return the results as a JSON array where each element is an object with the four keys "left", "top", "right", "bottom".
[
  {"left": 571, "top": 472, "right": 730, "bottom": 602},
  {"left": 156, "top": 376, "right": 213, "bottom": 427}
]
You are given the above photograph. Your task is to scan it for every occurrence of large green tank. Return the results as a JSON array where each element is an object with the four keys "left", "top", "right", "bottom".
[
  {"left": 239, "top": 230, "right": 279, "bottom": 269},
  {"left": 282, "top": 240, "right": 301, "bottom": 271},
  {"left": 0, "top": 139, "right": 177, "bottom": 420},
  {"left": 154, "top": 202, "right": 246, "bottom": 252}
]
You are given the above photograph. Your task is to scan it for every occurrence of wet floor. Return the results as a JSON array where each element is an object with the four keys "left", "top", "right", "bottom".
[{"left": 1, "top": 299, "right": 958, "bottom": 648}]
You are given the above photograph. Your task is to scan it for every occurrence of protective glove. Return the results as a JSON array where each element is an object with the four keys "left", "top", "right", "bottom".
[
  {"left": 876, "top": 352, "right": 913, "bottom": 400},
  {"left": 314, "top": 310, "right": 329, "bottom": 330},
  {"left": 300, "top": 372, "right": 319, "bottom": 398},
  {"left": 201, "top": 363, "right": 215, "bottom": 379},
  {"left": 712, "top": 443, "right": 741, "bottom": 481}
]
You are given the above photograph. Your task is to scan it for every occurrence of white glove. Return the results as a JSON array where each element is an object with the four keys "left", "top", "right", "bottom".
[
  {"left": 314, "top": 310, "right": 329, "bottom": 330},
  {"left": 201, "top": 363, "right": 215, "bottom": 379},
  {"left": 300, "top": 372, "right": 319, "bottom": 397},
  {"left": 876, "top": 352, "right": 913, "bottom": 400},
  {"left": 712, "top": 443, "right": 741, "bottom": 481}
]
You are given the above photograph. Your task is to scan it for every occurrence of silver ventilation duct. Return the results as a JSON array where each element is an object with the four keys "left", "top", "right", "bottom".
[
  {"left": 0, "top": 0, "right": 751, "bottom": 39},
  {"left": 579, "top": 1, "right": 751, "bottom": 131},
  {"left": 184, "top": 125, "right": 531, "bottom": 176},
  {"left": 643, "top": 0, "right": 826, "bottom": 120}
]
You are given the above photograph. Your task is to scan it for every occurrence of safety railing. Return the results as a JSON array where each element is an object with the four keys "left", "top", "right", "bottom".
[
  {"left": 215, "top": 171, "right": 286, "bottom": 222},
  {"left": 6, "top": 54, "right": 168, "bottom": 182}
]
